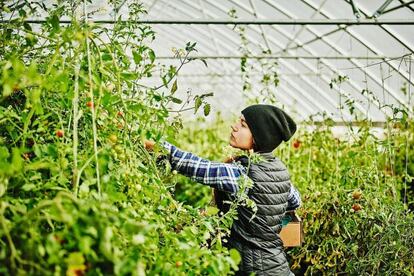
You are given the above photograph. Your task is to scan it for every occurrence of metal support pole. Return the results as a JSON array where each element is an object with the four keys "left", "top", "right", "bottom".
[
  {"left": 373, "top": 0, "right": 395, "bottom": 18},
  {"left": 2, "top": 18, "right": 414, "bottom": 25},
  {"left": 157, "top": 55, "right": 405, "bottom": 60},
  {"left": 382, "top": 0, "right": 414, "bottom": 14},
  {"left": 350, "top": 0, "right": 362, "bottom": 19}
]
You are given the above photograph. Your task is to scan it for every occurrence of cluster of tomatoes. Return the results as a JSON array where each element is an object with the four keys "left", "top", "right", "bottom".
[
  {"left": 351, "top": 190, "right": 362, "bottom": 212},
  {"left": 55, "top": 101, "right": 120, "bottom": 139}
]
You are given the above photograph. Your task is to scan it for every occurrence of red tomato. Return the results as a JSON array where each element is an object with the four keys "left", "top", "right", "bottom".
[
  {"left": 56, "top": 129, "right": 64, "bottom": 138},
  {"left": 86, "top": 101, "right": 94, "bottom": 108},
  {"left": 352, "top": 203, "right": 362, "bottom": 212},
  {"left": 293, "top": 140, "right": 301, "bottom": 149}
]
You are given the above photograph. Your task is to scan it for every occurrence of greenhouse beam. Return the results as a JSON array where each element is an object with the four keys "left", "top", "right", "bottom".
[
  {"left": 4, "top": 19, "right": 414, "bottom": 25},
  {"left": 382, "top": 0, "right": 414, "bottom": 15},
  {"left": 262, "top": 0, "right": 404, "bottom": 115},
  {"left": 373, "top": 0, "right": 394, "bottom": 18},
  {"left": 297, "top": 0, "right": 414, "bottom": 107},
  {"left": 157, "top": 55, "right": 407, "bottom": 60},
  {"left": 349, "top": 0, "right": 362, "bottom": 18},
  {"left": 312, "top": 121, "right": 386, "bottom": 127}
]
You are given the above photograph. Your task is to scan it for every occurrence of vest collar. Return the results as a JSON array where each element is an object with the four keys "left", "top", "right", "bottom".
[
  {"left": 235, "top": 152, "right": 275, "bottom": 166},
  {"left": 258, "top": 152, "right": 274, "bottom": 161}
]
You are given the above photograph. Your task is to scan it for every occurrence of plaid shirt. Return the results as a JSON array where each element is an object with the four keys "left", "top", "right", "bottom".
[{"left": 163, "top": 142, "right": 301, "bottom": 211}]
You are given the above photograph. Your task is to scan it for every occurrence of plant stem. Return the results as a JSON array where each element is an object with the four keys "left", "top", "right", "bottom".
[
  {"left": 153, "top": 51, "right": 191, "bottom": 91},
  {"left": 75, "top": 148, "right": 104, "bottom": 191},
  {"left": 84, "top": 0, "right": 101, "bottom": 198},
  {"left": 72, "top": 55, "right": 80, "bottom": 196}
]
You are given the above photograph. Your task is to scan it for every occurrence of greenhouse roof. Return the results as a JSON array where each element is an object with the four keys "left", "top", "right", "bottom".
[
  {"left": 14, "top": 0, "right": 414, "bottom": 123},
  {"left": 136, "top": 0, "right": 414, "bottom": 123}
]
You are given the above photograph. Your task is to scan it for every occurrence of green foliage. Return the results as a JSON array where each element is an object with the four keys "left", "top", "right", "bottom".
[
  {"left": 173, "top": 116, "right": 230, "bottom": 207},
  {"left": 393, "top": 120, "right": 414, "bottom": 210},
  {"left": 228, "top": 8, "right": 279, "bottom": 105},
  {"left": 276, "top": 122, "right": 414, "bottom": 274},
  {"left": 175, "top": 117, "right": 414, "bottom": 275},
  {"left": 0, "top": 1, "right": 239, "bottom": 275}
]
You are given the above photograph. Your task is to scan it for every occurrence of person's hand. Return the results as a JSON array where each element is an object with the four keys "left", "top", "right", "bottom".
[
  {"left": 144, "top": 140, "right": 156, "bottom": 150},
  {"left": 223, "top": 156, "right": 235, "bottom": 163}
]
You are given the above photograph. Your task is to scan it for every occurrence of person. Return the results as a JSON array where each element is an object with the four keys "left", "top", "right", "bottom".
[{"left": 145, "top": 104, "right": 301, "bottom": 275}]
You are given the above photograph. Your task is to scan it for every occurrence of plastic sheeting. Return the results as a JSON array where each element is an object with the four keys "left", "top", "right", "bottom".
[{"left": 14, "top": 0, "right": 414, "bottom": 122}]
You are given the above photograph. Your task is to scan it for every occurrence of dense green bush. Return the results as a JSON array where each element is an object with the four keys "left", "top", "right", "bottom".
[
  {"left": 393, "top": 121, "right": 414, "bottom": 210},
  {"left": 284, "top": 122, "right": 414, "bottom": 274},
  {"left": 0, "top": 1, "right": 239, "bottom": 275},
  {"left": 172, "top": 116, "right": 230, "bottom": 208}
]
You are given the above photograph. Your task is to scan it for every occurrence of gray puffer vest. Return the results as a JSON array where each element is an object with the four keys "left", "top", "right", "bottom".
[{"left": 215, "top": 152, "right": 292, "bottom": 276}]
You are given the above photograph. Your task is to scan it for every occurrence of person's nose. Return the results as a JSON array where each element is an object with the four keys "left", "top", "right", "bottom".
[{"left": 231, "top": 124, "right": 238, "bottom": 132}]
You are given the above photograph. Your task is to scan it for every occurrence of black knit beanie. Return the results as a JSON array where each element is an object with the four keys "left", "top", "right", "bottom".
[{"left": 241, "top": 104, "right": 297, "bottom": 153}]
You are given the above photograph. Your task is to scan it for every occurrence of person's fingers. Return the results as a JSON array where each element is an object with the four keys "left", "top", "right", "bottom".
[
  {"left": 223, "top": 156, "right": 234, "bottom": 163},
  {"left": 144, "top": 140, "right": 155, "bottom": 150}
]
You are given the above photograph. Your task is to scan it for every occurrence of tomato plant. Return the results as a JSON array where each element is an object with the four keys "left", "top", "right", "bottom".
[
  {"left": 0, "top": 1, "right": 237, "bottom": 275},
  {"left": 174, "top": 115, "right": 414, "bottom": 275},
  {"left": 277, "top": 119, "right": 414, "bottom": 275}
]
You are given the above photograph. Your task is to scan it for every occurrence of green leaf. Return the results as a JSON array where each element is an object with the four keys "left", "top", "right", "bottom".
[
  {"left": 199, "top": 58, "right": 208, "bottom": 67},
  {"left": 2, "top": 84, "right": 12, "bottom": 97},
  {"left": 0, "top": 147, "right": 10, "bottom": 161},
  {"left": 102, "top": 53, "right": 112, "bottom": 61},
  {"left": 200, "top": 92, "right": 214, "bottom": 99},
  {"left": 23, "top": 22, "right": 32, "bottom": 32},
  {"left": 132, "top": 50, "right": 142, "bottom": 64},
  {"left": 162, "top": 76, "right": 168, "bottom": 87},
  {"left": 153, "top": 94, "right": 162, "bottom": 102},
  {"left": 38, "top": 245, "right": 45, "bottom": 257},
  {"left": 121, "top": 72, "right": 138, "bottom": 80},
  {"left": 194, "top": 97, "right": 202, "bottom": 113},
  {"left": 240, "top": 57, "right": 247, "bottom": 72},
  {"left": 79, "top": 236, "right": 94, "bottom": 254},
  {"left": 0, "top": 183, "right": 6, "bottom": 198},
  {"left": 203, "top": 104, "right": 211, "bottom": 116},
  {"left": 171, "top": 97, "right": 182, "bottom": 104},
  {"left": 66, "top": 252, "right": 85, "bottom": 266},
  {"left": 21, "top": 183, "right": 36, "bottom": 191},
  {"left": 229, "top": 248, "right": 241, "bottom": 265},
  {"left": 100, "top": 227, "right": 113, "bottom": 259},
  {"left": 171, "top": 79, "right": 178, "bottom": 94},
  {"left": 148, "top": 49, "right": 156, "bottom": 63},
  {"left": 185, "top": 42, "right": 197, "bottom": 52},
  {"left": 11, "top": 148, "right": 23, "bottom": 172},
  {"left": 50, "top": 14, "right": 60, "bottom": 31},
  {"left": 205, "top": 206, "right": 219, "bottom": 216}
]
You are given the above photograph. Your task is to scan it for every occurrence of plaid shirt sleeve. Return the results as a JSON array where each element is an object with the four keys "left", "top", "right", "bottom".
[
  {"left": 286, "top": 185, "right": 301, "bottom": 211},
  {"left": 163, "top": 142, "right": 247, "bottom": 195}
]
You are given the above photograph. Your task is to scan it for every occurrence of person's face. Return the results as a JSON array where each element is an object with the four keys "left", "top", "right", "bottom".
[{"left": 229, "top": 115, "right": 254, "bottom": 150}]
